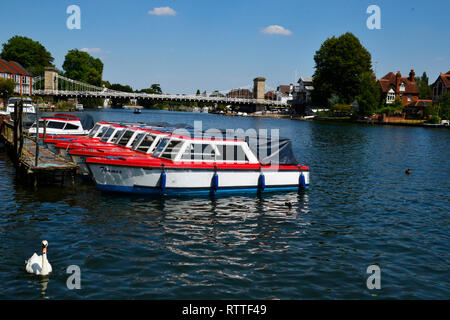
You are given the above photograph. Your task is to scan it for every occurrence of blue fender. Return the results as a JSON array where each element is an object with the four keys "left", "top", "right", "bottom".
[
  {"left": 160, "top": 171, "right": 167, "bottom": 191},
  {"left": 299, "top": 172, "right": 306, "bottom": 189},
  {"left": 211, "top": 172, "right": 219, "bottom": 192},
  {"left": 258, "top": 173, "right": 266, "bottom": 191}
]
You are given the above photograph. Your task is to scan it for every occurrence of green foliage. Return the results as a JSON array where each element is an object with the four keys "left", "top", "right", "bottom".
[
  {"left": 327, "top": 94, "right": 340, "bottom": 107},
  {"left": 424, "top": 104, "right": 438, "bottom": 117},
  {"left": 0, "top": 36, "right": 54, "bottom": 76},
  {"left": 438, "top": 91, "right": 450, "bottom": 120},
  {"left": 429, "top": 115, "right": 441, "bottom": 124},
  {"left": 356, "top": 72, "right": 380, "bottom": 116},
  {"left": 312, "top": 32, "right": 373, "bottom": 106},
  {"left": 0, "top": 78, "right": 16, "bottom": 103},
  {"left": 331, "top": 104, "right": 351, "bottom": 112},
  {"left": 390, "top": 98, "right": 403, "bottom": 110},
  {"left": 62, "top": 49, "right": 103, "bottom": 86},
  {"left": 56, "top": 101, "right": 74, "bottom": 111},
  {"left": 138, "top": 84, "right": 162, "bottom": 95},
  {"left": 415, "top": 72, "right": 432, "bottom": 99},
  {"left": 109, "top": 83, "right": 133, "bottom": 92},
  {"left": 374, "top": 106, "right": 399, "bottom": 115}
]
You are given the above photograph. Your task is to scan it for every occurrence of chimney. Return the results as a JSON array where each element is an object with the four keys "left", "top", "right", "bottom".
[{"left": 409, "top": 69, "right": 415, "bottom": 82}]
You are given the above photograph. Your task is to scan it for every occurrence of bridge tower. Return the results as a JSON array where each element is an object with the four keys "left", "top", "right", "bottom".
[
  {"left": 253, "top": 77, "right": 266, "bottom": 112},
  {"left": 44, "top": 67, "right": 58, "bottom": 91},
  {"left": 253, "top": 77, "right": 265, "bottom": 99}
]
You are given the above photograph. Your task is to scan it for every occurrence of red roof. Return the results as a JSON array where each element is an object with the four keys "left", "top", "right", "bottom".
[
  {"left": 433, "top": 71, "right": 450, "bottom": 89},
  {"left": 405, "top": 99, "right": 432, "bottom": 108},
  {"left": 0, "top": 59, "right": 31, "bottom": 76},
  {"left": 378, "top": 71, "right": 419, "bottom": 94}
]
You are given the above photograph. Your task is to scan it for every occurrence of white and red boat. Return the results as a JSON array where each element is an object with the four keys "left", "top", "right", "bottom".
[
  {"left": 86, "top": 134, "right": 310, "bottom": 195},
  {"left": 28, "top": 114, "right": 89, "bottom": 136},
  {"left": 69, "top": 128, "right": 169, "bottom": 176},
  {"left": 44, "top": 121, "right": 112, "bottom": 154}
]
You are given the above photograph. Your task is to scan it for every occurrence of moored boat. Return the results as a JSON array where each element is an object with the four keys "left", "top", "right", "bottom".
[{"left": 86, "top": 134, "right": 310, "bottom": 195}]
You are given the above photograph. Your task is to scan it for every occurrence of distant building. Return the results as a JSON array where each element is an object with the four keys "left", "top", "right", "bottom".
[
  {"left": 0, "top": 59, "right": 32, "bottom": 96},
  {"left": 264, "top": 90, "right": 276, "bottom": 100},
  {"left": 378, "top": 70, "right": 419, "bottom": 106},
  {"left": 431, "top": 71, "right": 450, "bottom": 103},
  {"left": 404, "top": 99, "right": 432, "bottom": 119},
  {"left": 226, "top": 88, "right": 253, "bottom": 99},
  {"left": 295, "top": 77, "right": 314, "bottom": 105},
  {"left": 276, "top": 83, "right": 298, "bottom": 104}
]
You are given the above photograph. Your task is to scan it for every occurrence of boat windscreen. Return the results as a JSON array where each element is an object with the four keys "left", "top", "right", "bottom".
[
  {"left": 131, "top": 133, "right": 146, "bottom": 150},
  {"left": 116, "top": 130, "right": 134, "bottom": 147},
  {"left": 88, "top": 124, "right": 100, "bottom": 137},
  {"left": 100, "top": 127, "right": 115, "bottom": 142},
  {"left": 109, "top": 129, "right": 124, "bottom": 143}
]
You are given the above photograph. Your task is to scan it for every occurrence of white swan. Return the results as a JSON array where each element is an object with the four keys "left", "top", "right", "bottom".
[{"left": 25, "top": 240, "right": 52, "bottom": 276}]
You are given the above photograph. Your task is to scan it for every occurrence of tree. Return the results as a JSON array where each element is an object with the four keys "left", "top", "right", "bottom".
[
  {"left": 312, "top": 32, "right": 373, "bottom": 107},
  {"left": 62, "top": 49, "right": 103, "bottom": 86},
  {"left": 196, "top": 89, "right": 201, "bottom": 96},
  {"left": 0, "top": 78, "right": 15, "bottom": 107},
  {"left": 438, "top": 92, "right": 450, "bottom": 120},
  {"left": 356, "top": 72, "right": 380, "bottom": 116},
  {"left": 1, "top": 36, "right": 54, "bottom": 76},
  {"left": 415, "top": 72, "right": 432, "bottom": 99}
]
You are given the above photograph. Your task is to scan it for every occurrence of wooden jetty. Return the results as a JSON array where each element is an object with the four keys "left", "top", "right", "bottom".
[{"left": 0, "top": 105, "right": 78, "bottom": 187}]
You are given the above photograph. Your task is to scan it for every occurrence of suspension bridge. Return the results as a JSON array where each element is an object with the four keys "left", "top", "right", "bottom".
[{"left": 31, "top": 69, "right": 288, "bottom": 108}]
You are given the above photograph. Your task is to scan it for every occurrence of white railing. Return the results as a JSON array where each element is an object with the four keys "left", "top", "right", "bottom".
[{"left": 31, "top": 89, "right": 288, "bottom": 106}]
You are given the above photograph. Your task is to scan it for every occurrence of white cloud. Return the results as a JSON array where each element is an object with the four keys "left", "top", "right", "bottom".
[
  {"left": 261, "top": 25, "right": 292, "bottom": 36},
  {"left": 81, "top": 48, "right": 108, "bottom": 54},
  {"left": 148, "top": 7, "right": 177, "bottom": 16}
]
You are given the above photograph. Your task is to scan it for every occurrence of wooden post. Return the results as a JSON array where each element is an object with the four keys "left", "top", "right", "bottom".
[
  {"left": 35, "top": 104, "right": 39, "bottom": 167},
  {"left": 12, "top": 101, "right": 18, "bottom": 164}
]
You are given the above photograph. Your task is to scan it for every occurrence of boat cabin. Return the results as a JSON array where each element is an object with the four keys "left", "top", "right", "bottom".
[
  {"left": 28, "top": 114, "right": 88, "bottom": 136},
  {"left": 151, "top": 136, "right": 259, "bottom": 164}
]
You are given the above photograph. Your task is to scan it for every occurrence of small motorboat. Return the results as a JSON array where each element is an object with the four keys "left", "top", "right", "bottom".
[
  {"left": 133, "top": 108, "right": 142, "bottom": 114},
  {"left": 28, "top": 114, "right": 89, "bottom": 136},
  {"left": 86, "top": 133, "right": 310, "bottom": 195}
]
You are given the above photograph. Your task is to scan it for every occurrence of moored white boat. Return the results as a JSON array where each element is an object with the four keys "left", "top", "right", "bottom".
[{"left": 86, "top": 134, "right": 310, "bottom": 195}]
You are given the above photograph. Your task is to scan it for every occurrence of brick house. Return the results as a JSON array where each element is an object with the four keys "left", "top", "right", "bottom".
[
  {"left": 378, "top": 70, "right": 419, "bottom": 106},
  {"left": 431, "top": 71, "right": 450, "bottom": 103},
  {"left": 0, "top": 59, "right": 32, "bottom": 96}
]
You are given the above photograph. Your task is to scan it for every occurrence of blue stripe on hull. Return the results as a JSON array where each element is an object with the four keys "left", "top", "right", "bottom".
[{"left": 97, "top": 184, "right": 307, "bottom": 195}]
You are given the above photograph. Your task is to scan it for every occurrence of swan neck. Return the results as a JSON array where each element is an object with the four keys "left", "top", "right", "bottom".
[{"left": 41, "top": 252, "right": 49, "bottom": 275}]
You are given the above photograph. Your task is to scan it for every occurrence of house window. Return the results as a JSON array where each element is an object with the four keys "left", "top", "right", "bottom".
[
  {"left": 386, "top": 89, "right": 396, "bottom": 104},
  {"left": 400, "top": 83, "right": 406, "bottom": 92},
  {"left": 407, "top": 95, "right": 412, "bottom": 102}
]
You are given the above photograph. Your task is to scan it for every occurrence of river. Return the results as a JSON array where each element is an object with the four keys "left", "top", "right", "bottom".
[{"left": 0, "top": 109, "right": 448, "bottom": 299}]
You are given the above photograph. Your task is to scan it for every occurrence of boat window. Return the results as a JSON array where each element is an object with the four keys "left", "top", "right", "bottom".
[
  {"left": 46, "top": 121, "right": 66, "bottom": 129},
  {"left": 100, "top": 127, "right": 115, "bottom": 142},
  {"left": 160, "top": 140, "right": 184, "bottom": 160},
  {"left": 65, "top": 123, "right": 79, "bottom": 130},
  {"left": 131, "top": 133, "right": 146, "bottom": 150},
  {"left": 134, "top": 134, "right": 155, "bottom": 152},
  {"left": 96, "top": 126, "right": 109, "bottom": 138},
  {"left": 30, "top": 120, "right": 44, "bottom": 128},
  {"left": 215, "top": 144, "right": 249, "bottom": 163},
  {"left": 109, "top": 129, "right": 124, "bottom": 143},
  {"left": 153, "top": 137, "right": 170, "bottom": 156},
  {"left": 88, "top": 124, "right": 100, "bottom": 137},
  {"left": 117, "top": 130, "right": 134, "bottom": 147},
  {"left": 181, "top": 143, "right": 217, "bottom": 161}
]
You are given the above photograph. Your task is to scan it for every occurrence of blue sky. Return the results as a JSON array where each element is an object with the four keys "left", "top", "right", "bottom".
[{"left": 0, "top": 0, "right": 448, "bottom": 94}]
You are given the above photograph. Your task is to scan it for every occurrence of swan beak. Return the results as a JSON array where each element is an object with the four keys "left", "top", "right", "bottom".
[{"left": 42, "top": 246, "right": 47, "bottom": 254}]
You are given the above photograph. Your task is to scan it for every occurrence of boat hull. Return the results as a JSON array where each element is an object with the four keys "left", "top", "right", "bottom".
[{"left": 88, "top": 163, "right": 309, "bottom": 195}]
